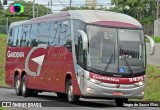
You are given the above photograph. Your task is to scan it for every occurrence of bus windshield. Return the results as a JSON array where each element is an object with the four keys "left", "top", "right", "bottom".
[{"left": 86, "top": 25, "right": 145, "bottom": 76}]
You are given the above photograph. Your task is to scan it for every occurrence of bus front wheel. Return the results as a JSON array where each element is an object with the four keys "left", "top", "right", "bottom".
[
  {"left": 115, "top": 98, "right": 128, "bottom": 107},
  {"left": 66, "top": 79, "right": 79, "bottom": 103},
  {"left": 14, "top": 76, "right": 22, "bottom": 96},
  {"left": 21, "top": 75, "right": 31, "bottom": 97}
]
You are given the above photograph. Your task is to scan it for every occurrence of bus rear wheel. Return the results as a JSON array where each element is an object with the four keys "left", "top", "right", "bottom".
[
  {"left": 21, "top": 75, "right": 31, "bottom": 97},
  {"left": 66, "top": 79, "right": 79, "bottom": 103},
  {"left": 14, "top": 76, "right": 22, "bottom": 96},
  {"left": 115, "top": 98, "right": 128, "bottom": 107}
]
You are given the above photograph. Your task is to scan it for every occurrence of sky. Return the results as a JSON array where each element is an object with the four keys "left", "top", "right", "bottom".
[{"left": 2, "top": 0, "right": 111, "bottom": 12}]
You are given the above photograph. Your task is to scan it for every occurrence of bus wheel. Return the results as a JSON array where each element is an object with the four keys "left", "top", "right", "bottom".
[
  {"left": 66, "top": 80, "right": 79, "bottom": 103},
  {"left": 115, "top": 98, "right": 128, "bottom": 107},
  {"left": 21, "top": 75, "right": 31, "bottom": 97},
  {"left": 14, "top": 76, "right": 22, "bottom": 96}
]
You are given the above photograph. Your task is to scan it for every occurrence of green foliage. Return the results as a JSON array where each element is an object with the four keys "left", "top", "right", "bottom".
[
  {"left": 62, "top": 6, "right": 96, "bottom": 11},
  {"left": 154, "top": 36, "right": 160, "bottom": 43},
  {"left": 0, "top": 0, "right": 51, "bottom": 25},
  {"left": 143, "top": 65, "right": 160, "bottom": 101},
  {"left": 0, "top": 107, "right": 6, "bottom": 110},
  {"left": 62, "top": 0, "right": 156, "bottom": 25},
  {"left": 111, "top": 0, "right": 156, "bottom": 25},
  {"left": 0, "top": 34, "right": 7, "bottom": 86},
  {"left": 0, "top": 1, "right": 3, "bottom": 10},
  {"left": 145, "top": 36, "right": 160, "bottom": 43}
]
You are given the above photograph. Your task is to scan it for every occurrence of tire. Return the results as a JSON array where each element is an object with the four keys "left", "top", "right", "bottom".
[
  {"left": 115, "top": 98, "right": 128, "bottom": 107},
  {"left": 57, "top": 93, "right": 67, "bottom": 99},
  {"left": 21, "top": 75, "right": 31, "bottom": 97},
  {"left": 14, "top": 76, "right": 22, "bottom": 96},
  {"left": 66, "top": 79, "right": 79, "bottom": 103}
]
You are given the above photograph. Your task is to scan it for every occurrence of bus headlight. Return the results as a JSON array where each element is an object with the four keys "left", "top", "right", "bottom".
[
  {"left": 134, "top": 81, "right": 144, "bottom": 86},
  {"left": 87, "top": 77, "right": 101, "bottom": 84}
]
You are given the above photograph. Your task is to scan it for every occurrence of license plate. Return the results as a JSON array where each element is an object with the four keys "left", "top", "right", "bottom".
[{"left": 112, "top": 92, "right": 123, "bottom": 96}]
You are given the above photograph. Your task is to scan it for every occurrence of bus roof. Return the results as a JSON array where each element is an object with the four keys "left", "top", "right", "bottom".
[
  {"left": 10, "top": 20, "right": 29, "bottom": 27},
  {"left": 69, "top": 10, "right": 142, "bottom": 28},
  {"left": 10, "top": 10, "right": 142, "bottom": 28}
]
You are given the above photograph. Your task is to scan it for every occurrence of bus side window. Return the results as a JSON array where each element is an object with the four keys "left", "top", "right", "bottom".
[
  {"left": 8, "top": 28, "right": 14, "bottom": 46},
  {"left": 21, "top": 25, "right": 31, "bottom": 47},
  {"left": 38, "top": 22, "right": 50, "bottom": 45},
  {"left": 55, "top": 21, "right": 61, "bottom": 46},
  {"left": 73, "top": 19, "right": 86, "bottom": 68},
  {"left": 49, "top": 22, "right": 56, "bottom": 46},
  {"left": 59, "top": 21, "right": 67, "bottom": 46},
  {"left": 13, "top": 27, "right": 19, "bottom": 47},
  {"left": 30, "top": 23, "right": 39, "bottom": 47},
  {"left": 17, "top": 26, "right": 23, "bottom": 47},
  {"left": 77, "top": 35, "right": 84, "bottom": 67},
  {"left": 63, "top": 20, "right": 72, "bottom": 51}
]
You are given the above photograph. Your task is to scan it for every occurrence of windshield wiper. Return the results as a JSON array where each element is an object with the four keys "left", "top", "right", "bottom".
[
  {"left": 86, "top": 66, "right": 105, "bottom": 74},
  {"left": 104, "top": 53, "right": 114, "bottom": 72}
]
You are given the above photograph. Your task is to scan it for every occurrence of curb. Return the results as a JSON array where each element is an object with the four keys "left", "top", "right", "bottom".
[{"left": 0, "top": 85, "right": 14, "bottom": 89}]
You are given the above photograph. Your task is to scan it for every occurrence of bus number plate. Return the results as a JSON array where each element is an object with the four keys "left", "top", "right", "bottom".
[{"left": 112, "top": 91, "right": 123, "bottom": 96}]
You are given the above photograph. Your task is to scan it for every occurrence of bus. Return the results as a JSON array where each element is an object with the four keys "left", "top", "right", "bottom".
[{"left": 5, "top": 10, "right": 155, "bottom": 106}]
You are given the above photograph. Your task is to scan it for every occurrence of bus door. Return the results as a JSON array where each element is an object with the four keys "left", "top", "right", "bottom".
[{"left": 75, "top": 35, "right": 86, "bottom": 92}]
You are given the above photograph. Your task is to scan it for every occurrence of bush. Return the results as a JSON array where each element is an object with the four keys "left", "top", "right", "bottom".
[{"left": 0, "top": 25, "right": 7, "bottom": 34}]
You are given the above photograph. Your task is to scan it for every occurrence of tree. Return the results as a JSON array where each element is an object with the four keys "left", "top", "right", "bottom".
[
  {"left": 4, "top": 0, "right": 51, "bottom": 24},
  {"left": 62, "top": 6, "right": 96, "bottom": 11},
  {"left": 0, "top": 0, "right": 3, "bottom": 10},
  {"left": 111, "top": 0, "right": 156, "bottom": 24}
]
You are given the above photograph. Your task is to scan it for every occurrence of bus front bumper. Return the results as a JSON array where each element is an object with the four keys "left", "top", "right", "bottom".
[{"left": 82, "top": 80, "right": 145, "bottom": 99}]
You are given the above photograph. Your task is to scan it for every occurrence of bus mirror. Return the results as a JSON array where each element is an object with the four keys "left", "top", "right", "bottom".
[
  {"left": 145, "top": 35, "right": 155, "bottom": 55},
  {"left": 78, "top": 30, "right": 88, "bottom": 50}
]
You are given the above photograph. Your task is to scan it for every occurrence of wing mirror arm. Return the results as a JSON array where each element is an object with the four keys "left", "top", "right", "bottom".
[
  {"left": 78, "top": 30, "right": 88, "bottom": 50},
  {"left": 145, "top": 35, "right": 155, "bottom": 55}
]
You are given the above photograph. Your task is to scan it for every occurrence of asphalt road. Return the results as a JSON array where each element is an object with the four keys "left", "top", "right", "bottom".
[
  {"left": 0, "top": 88, "right": 159, "bottom": 110},
  {"left": 146, "top": 43, "right": 160, "bottom": 66}
]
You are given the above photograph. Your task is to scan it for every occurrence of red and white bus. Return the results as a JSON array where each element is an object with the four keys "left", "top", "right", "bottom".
[{"left": 5, "top": 10, "right": 155, "bottom": 106}]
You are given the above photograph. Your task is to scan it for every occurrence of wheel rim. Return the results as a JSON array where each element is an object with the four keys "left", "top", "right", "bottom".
[
  {"left": 22, "top": 81, "right": 26, "bottom": 94},
  {"left": 15, "top": 80, "right": 20, "bottom": 92},
  {"left": 68, "top": 85, "right": 73, "bottom": 101}
]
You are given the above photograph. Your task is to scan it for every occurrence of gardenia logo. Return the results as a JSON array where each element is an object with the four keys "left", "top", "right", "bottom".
[{"left": 10, "top": 4, "right": 24, "bottom": 14}]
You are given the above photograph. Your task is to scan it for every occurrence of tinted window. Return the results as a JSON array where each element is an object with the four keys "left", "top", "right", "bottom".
[
  {"left": 16, "top": 26, "right": 23, "bottom": 46},
  {"left": 20, "top": 25, "right": 31, "bottom": 47},
  {"left": 49, "top": 20, "right": 71, "bottom": 47},
  {"left": 38, "top": 22, "right": 50, "bottom": 45},
  {"left": 30, "top": 23, "right": 39, "bottom": 46},
  {"left": 13, "top": 27, "right": 19, "bottom": 46},
  {"left": 8, "top": 27, "right": 15, "bottom": 46},
  {"left": 49, "top": 21, "right": 58, "bottom": 46},
  {"left": 73, "top": 20, "right": 86, "bottom": 59}
]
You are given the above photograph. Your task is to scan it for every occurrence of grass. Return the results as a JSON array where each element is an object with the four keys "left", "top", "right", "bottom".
[
  {"left": 0, "top": 107, "right": 6, "bottom": 110},
  {"left": 0, "top": 34, "right": 7, "bottom": 86},
  {"left": 130, "top": 64, "right": 160, "bottom": 101},
  {"left": 145, "top": 36, "right": 160, "bottom": 43},
  {"left": 0, "top": 34, "right": 160, "bottom": 101},
  {"left": 143, "top": 64, "right": 160, "bottom": 101}
]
